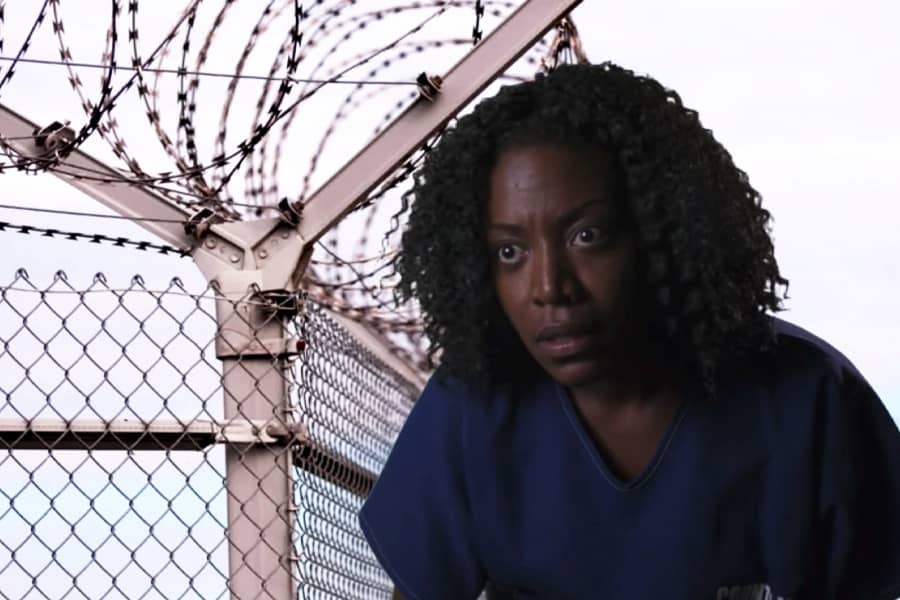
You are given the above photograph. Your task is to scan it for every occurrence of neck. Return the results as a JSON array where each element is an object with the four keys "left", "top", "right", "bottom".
[{"left": 567, "top": 344, "right": 676, "bottom": 408}]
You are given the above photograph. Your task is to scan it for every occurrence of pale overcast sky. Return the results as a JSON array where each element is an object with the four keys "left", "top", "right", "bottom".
[{"left": 571, "top": 0, "right": 900, "bottom": 415}]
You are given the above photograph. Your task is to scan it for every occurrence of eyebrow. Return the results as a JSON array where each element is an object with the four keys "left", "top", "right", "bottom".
[{"left": 486, "top": 198, "right": 610, "bottom": 233}]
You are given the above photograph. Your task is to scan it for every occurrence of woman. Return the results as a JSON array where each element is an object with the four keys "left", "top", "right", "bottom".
[{"left": 359, "top": 63, "right": 900, "bottom": 599}]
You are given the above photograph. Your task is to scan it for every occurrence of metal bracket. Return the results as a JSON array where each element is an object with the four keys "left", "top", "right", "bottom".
[
  {"left": 215, "top": 334, "right": 305, "bottom": 360},
  {"left": 216, "top": 419, "right": 308, "bottom": 445}
]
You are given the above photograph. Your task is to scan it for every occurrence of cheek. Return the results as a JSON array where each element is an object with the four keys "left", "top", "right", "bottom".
[
  {"left": 491, "top": 270, "right": 528, "bottom": 322},
  {"left": 491, "top": 271, "right": 514, "bottom": 311},
  {"left": 577, "top": 249, "right": 638, "bottom": 307}
]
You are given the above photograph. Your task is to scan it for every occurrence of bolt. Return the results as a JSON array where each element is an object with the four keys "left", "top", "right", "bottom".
[
  {"left": 204, "top": 239, "right": 216, "bottom": 249},
  {"left": 258, "top": 249, "right": 269, "bottom": 259},
  {"left": 266, "top": 423, "right": 289, "bottom": 438},
  {"left": 229, "top": 254, "right": 240, "bottom": 263},
  {"left": 281, "top": 231, "right": 289, "bottom": 239}
]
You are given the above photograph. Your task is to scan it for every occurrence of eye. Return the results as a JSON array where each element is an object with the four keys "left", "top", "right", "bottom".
[
  {"left": 495, "top": 243, "right": 525, "bottom": 265},
  {"left": 570, "top": 226, "right": 610, "bottom": 247}
]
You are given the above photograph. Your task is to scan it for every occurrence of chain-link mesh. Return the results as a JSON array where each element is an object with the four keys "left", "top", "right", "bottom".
[
  {"left": 0, "top": 270, "right": 418, "bottom": 599},
  {"left": 294, "top": 304, "right": 416, "bottom": 599}
]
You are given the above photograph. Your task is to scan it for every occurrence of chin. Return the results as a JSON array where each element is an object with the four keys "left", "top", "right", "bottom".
[{"left": 543, "top": 358, "right": 613, "bottom": 389}]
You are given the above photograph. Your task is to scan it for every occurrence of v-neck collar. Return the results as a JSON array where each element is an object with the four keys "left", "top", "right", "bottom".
[{"left": 554, "top": 380, "right": 690, "bottom": 492}]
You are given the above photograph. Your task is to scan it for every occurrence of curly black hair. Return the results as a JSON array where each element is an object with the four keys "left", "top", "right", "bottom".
[{"left": 395, "top": 62, "right": 788, "bottom": 392}]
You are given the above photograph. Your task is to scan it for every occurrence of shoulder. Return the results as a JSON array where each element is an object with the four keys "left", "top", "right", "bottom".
[
  {"left": 765, "top": 325, "right": 900, "bottom": 598},
  {"left": 741, "top": 319, "right": 896, "bottom": 495},
  {"left": 716, "top": 317, "right": 886, "bottom": 461},
  {"left": 413, "top": 366, "right": 541, "bottom": 425},
  {"left": 770, "top": 317, "right": 865, "bottom": 381},
  {"left": 412, "top": 367, "right": 492, "bottom": 421},
  {"left": 394, "top": 368, "right": 515, "bottom": 457},
  {"left": 359, "top": 370, "right": 543, "bottom": 598},
  {"left": 740, "top": 317, "right": 874, "bottom": 402}
]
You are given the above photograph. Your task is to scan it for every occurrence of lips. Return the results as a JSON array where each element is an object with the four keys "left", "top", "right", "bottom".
[{"left": 535, "top": 322, "right": 604, "bottom": 359}]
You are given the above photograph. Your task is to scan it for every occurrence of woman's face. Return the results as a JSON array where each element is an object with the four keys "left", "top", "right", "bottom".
[{"left": 485, "top": 143, "right": 643, "bottom": 388}]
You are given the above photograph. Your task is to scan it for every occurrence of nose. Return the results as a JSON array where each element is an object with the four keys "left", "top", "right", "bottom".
[{"left": 531, "top": 243, "right": 578, "bottom": 306}]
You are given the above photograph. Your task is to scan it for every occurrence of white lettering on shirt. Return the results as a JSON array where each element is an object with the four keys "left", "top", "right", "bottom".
[{"left": 716, "top": 584, "right": 791, "bottom": 600}]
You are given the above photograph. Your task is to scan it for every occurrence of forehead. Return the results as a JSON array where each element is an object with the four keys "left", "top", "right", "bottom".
[{"left": 486, "top": 143, "right": 622, "bottom": 221}]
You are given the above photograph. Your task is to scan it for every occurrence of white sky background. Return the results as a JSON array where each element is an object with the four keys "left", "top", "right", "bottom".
[
  {"left": 0, "top": 0, "right": 897, "bottom": 596},
  {"left": 573, "top": 0, "right": 900, "bottom": 414}
]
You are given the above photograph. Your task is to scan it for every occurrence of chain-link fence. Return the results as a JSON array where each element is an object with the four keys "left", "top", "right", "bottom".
[{"left": 0, "top": 270, "right": 418, "bottom": 599}]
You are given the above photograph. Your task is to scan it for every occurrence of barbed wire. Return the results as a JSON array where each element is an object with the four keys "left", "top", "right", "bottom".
[
  {"left": 208, "top": 4, "right": 450, "bottom": 201},
  {"left": 0, "top": 201, "right": 187, "bottom": 223},
  {"left": 0, "top": 219, "right": 191, "bottom": 255},
  {"left": 0, "top": 55, "right": 420, "bottom": 86},
  {"left": 0, "top": 0, "right": 50, "bottom": 93},
  {"left": 0, "top": 0, "right": 585, "bottom": 376},
  {"left": 473, "top": 0, "right": 486, "bottom": 44}
]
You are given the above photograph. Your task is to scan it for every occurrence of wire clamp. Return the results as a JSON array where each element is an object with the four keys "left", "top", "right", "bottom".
[
  {"left": 184, "top": 207, "right": 221, "bottom": 240},
  {"left": 32, "top": 121, "right": 75, "bottom": 156},
  {"left": 215, "top": 419, "right": 308, "bottom": 445},
  {"left": 541, "top": 17, "right": 588, "bottom": 73},
  {"left": 416, "top": 73, "right": 443, "bottom": 102},
  {"left": 277, "top": 196, "right": 303, "bottom": 226},
  {"left": 255, "top": 288, "right": 305, "bottom": 319}
]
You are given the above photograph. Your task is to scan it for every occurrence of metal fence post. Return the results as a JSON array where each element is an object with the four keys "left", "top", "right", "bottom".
[{"left": 215, "top": 271, "right": 299, "bottom": 600}]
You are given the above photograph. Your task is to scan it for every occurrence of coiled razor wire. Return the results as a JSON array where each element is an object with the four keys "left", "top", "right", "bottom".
[{"left": 0, "top": 0, "right": 584, "bottom": 374}]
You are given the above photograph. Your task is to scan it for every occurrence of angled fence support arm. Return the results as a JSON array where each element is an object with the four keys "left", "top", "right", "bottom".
[{"left": 0, "top": 103, "right": 245, "bottom": 275}]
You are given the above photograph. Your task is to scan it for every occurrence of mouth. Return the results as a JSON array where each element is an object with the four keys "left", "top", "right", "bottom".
[{"left": 535, "top": 323, "right": 604, "bottom": 359}]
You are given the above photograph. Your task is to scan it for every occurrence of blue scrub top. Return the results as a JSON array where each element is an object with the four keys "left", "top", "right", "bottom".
[{"left": 360, "top": 319, "right": 900, "bottom": 599}]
